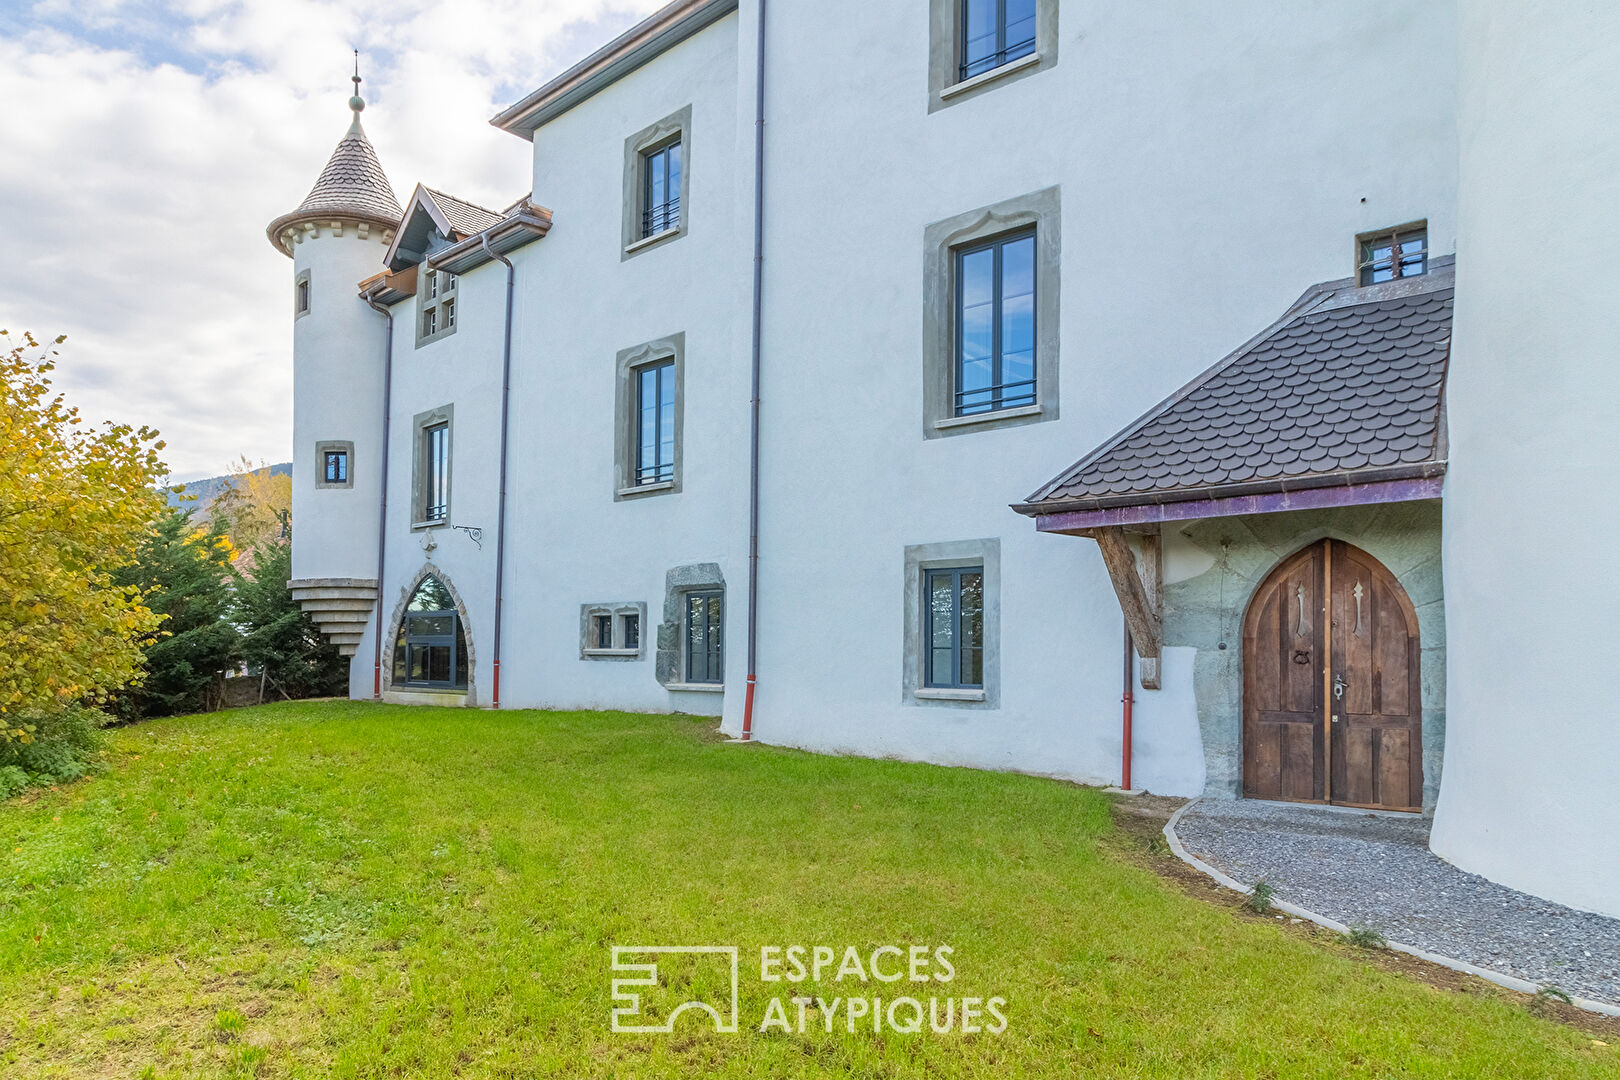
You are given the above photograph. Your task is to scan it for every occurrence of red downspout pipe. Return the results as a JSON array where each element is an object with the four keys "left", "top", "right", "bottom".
[
  {"left": 364, "top": 292, "right": 395, "bottom": 699},
  {"left": 1121, "top": 619, "right": 1134, "bottom": 790},
  {"left": 479, "top": 233, "right": 516, "bottom": 708},
  {"left": 741, "top": 0, "right": 768, "bottom": 740}
]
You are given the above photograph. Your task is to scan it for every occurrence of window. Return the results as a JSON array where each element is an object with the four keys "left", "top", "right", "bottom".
[
  {"left": 392, "top": 576, "right": 468, "bottom": 690},
  {"left": 323, "top": 448, "right": 348, "bottom": 485},
  {"left": 956, "top": 230, "right": 1036, "bottom": 416},
  {"left": 925, "top": 567, "right": 984, "bottom": 688},
  {"left": 1358, "top": 224, "right": 1428, "bottom": 285},
  {"left": 411, "top": 405, "right": 453, "bottom": 527},
  {"left": 580, "top": 601, "right": 648, "bottom": 660},
  {"left": 615, "top": 334, "right": 684, "bottom": 498},
  {"left": 636, "top": 360, "right": 676, "bottom": 485},
  {"left": 423, "top": 424, "right": 448, "bottom": 522},
  {"left": 685, "top": 590, "right": 723, "bottom": 684},
  {"left": 903, "top": 540, "right": 999, "bottom": 707},
  {"left": 961, "top": 0, "right": 1036, "bottom": 80},
  {"left": 642, "top": 140, "right": 682, "bottom": 238},
  {"left": 930, "top": 0, "right": 1056, "bottom": 111},
  {"left": 295, "top": 273, "right": 311, "bottom": 317},
  {"left": 416, "top": 267, "right": 458, "bottom": 347},
  {"left": 622, "top": 105, "right": 691, "bottom": 258},
  {"left": 923, "top": 188, "right": 1059, "bottom": 437},
  {"left": 314, "top": 440, "right": 354, "bottom": 490}
]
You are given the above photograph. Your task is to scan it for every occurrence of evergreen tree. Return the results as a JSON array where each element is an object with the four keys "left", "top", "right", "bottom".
[
  {"left": 234, "top": 538, "right": 347, "bottom": 700},
  {"left": 114, "top": 508, "right": 239, "bottom": 717}
]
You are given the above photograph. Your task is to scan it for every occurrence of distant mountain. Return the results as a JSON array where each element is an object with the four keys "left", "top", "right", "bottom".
[{"left": 166, "top": 462, "right": 292, "bottom": 513}]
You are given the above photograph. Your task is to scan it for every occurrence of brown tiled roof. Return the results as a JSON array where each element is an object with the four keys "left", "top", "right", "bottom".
[
  {"left": 1016, "top": 267, "right": 1452, "bottom": 515},
  {"left": 423, "top": 188, "right": 504, "bottom": 237},
  {"left": 267, "top": 117, "right": 401, "bottom": 254}
]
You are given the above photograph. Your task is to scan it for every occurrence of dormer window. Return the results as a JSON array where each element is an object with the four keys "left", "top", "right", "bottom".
[
  {"left": 1358, "top": 224, "right": 1428, "bottom": 285},
  {"left": 417, "top": 266, "right": 458, "bottom": 347}
]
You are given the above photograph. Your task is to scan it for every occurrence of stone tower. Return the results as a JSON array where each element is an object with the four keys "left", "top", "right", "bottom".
[{"left": 266, "top": 71, "right": 401, "bottom": 664}]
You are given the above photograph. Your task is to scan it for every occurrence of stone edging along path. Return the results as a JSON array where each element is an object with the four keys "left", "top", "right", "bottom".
[{"left": 1162, "top": 800, "right": 1620, "bottom": 1018}]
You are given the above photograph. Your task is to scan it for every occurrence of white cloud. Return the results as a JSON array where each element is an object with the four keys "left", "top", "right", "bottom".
[{"left": 0, "top": 0, "right": 662, "bottom": 480}]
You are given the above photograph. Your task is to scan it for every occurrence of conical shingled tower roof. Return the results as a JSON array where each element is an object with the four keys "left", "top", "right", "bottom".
[{"left": 267, "top": 87, "right": 402, "bottom": 256}]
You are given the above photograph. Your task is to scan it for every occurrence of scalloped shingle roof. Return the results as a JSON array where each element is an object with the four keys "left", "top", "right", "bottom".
[
  {"left": 267, "top": 117, "right": 401, "bottom": 253},
  {"left": 1018, "top": 269, "right": 1452, "bottom": 514}
]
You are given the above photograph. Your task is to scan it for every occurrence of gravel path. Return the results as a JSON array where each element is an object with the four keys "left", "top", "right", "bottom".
[{"left": 1173, "top": 799, "right": 1620, "bottom": 1005}]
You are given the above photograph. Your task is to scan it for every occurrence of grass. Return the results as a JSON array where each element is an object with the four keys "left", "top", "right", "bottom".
[{"left": 0, "top": 702, "right": 1614, "bottom": 1078}]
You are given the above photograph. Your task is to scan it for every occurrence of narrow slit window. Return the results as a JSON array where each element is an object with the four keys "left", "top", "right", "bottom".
[
  {"left": 593, "top": 614, "right": 613, "bottom": 650},
  {"left": 423, "top": 422, "right": 449, "bottom": 523},
  {"left": 636, "top": 360, "right": 676, "bottom": 485},
  {"left": 685, "top": 590, "right": 723, "bottom": 684},
  {"left": 422, "top": 308, "right": 437, "bottom": 338},
  {"left": 956, "top": 229, "right": 1036, "bottom": 416},
  {"left": 296, "top": 278, "right": 310, "bottom": 314},
  {"left": 925, "top": 566, "right": 984, "bottom": 689},
  {"left": 960, "top": 0, "right": 1037, "bottom": 81},
  {"left": 1358, "top": 225, "right": 1428, "bottom": 285},
  {"left": 622, "top": 613, "right": 640, "bottom": 651},
  {"left": 642, "top": 140, "right": 682, "bottom": 238},
  {"left": 442, "top": 297, "right": 455, "bottom": 329}
]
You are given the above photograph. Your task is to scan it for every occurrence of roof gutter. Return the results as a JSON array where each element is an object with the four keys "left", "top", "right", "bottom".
[
  {"left": 480, "top": 232, "right": 517, "bottom": 709},
  {"left": 361, "top": 291, "right": 396, "bottom": 700},
  {"left": 741, "top": 0, "right": 767, "bottom": 742},
  {"left": 428, "top": 205, "right": 552, "bottom": 276},
  {"left": 490, "top": 0, "right": 739, "bottom": 140}
]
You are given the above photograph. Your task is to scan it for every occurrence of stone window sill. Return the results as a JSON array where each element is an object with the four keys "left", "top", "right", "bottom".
[
  {"left": 934, "top": 403, "right": 1043, "bottom": 431},
  {"left": 583, "top": 648, "right": 641, "bottom": 659},
  {"left": 666, "top": 682, "right": 724, "bottom": 694},
  {"left": 618, "top": 480, "right": 675, "bottom": 498},
  {"left": 411, "top": 519, "right": 448, "bottom": 531},
  {"left": 940, "top": 52, "right": 1042, "bottom": 100},
  {"left": 625, "top": 228, "right": 679, "bottom": 255},
  {"left": 915, "top": 687, "right": 986, "bottom": 702}
]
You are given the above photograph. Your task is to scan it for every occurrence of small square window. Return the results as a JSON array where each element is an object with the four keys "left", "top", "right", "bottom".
[
  {"left": 622, "top": 613, "right": 640, "bottom": 650},
  {"left": 323, "top": 449, "right": 348, "bottom": 485},
  {"left": 1358, "top": 224, "right": 1428, "bottom": 286}
]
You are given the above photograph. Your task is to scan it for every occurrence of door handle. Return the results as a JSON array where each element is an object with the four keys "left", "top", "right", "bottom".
[{"left": 1333, "top": 674, "right": 1346, "bottom": 701}]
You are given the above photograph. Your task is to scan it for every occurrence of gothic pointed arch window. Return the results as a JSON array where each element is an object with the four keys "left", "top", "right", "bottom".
[{"left": 392, "top": 575, "right": 468, "bottom": 689}]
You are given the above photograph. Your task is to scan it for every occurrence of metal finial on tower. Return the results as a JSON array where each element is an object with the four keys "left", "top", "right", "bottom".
[{"left": 349, "top": 49, "right": 365, "bottom": 116}]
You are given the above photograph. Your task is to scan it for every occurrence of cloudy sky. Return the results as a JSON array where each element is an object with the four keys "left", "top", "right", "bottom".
[{"left": 0, "top": 0, "right": 662, "bottom": 480}]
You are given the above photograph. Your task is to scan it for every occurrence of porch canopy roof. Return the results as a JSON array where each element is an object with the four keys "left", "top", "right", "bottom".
[
  {"left": 1013, "top": 263, "right": 1452, "bottom": 688},
  {"left": 1014, "top": 262, "right": 1453, "bottom": 534}
]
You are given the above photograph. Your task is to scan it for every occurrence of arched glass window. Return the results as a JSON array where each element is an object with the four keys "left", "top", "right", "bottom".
[{"left": 392, "top": 576, "right": 468, "bottom": 689}]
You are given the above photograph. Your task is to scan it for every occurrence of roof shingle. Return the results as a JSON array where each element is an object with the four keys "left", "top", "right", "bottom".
[{"left": 1017, "top": 269, "right": 1452, "bottom": 514}]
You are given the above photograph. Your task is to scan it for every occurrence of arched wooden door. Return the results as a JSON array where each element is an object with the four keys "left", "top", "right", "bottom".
[{"left": 1242, "top": 539, "right": 1422, "bottom": 811}]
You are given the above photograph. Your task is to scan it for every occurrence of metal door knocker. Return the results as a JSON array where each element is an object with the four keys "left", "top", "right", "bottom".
[{"left": 1292, "top": 649, "right": 1311, "bottom": 665}]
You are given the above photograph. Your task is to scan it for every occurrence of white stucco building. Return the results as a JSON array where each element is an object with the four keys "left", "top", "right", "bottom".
[{"left": 269, "top": 1, "right": 1619, "bottom": 918}]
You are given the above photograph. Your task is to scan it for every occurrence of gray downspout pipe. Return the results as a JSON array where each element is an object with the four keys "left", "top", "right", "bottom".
[
  {"left": 479, "top": 234, "right": 517, "bottom": 708},
  {"left": 363, "top": 293, "right": 394, "bottom": 699},
  {"left": 742, "top": 0, "right": 767, "bottom": 739}
]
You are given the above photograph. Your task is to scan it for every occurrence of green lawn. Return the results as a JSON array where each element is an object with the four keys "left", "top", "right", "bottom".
[{"left": 0, "top": 703, "right": 1612, "bottom": 1078}]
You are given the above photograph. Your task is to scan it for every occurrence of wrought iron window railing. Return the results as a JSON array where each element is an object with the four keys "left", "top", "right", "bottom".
[{"left": 642, "top": 197, "right": 680, "bottom": 238}]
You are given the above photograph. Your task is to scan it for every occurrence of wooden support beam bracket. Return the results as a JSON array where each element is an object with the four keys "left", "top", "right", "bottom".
[{"left": 1083, "top": 525, "right": 1163, "bottom": 689}]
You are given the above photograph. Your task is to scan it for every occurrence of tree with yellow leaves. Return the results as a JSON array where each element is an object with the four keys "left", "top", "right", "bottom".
[
  {"left": 0, "top": 331, "right": 167, "bottom": 738},
  {"left": 209, "top": 456, "right": 291, "bottom": 554}
]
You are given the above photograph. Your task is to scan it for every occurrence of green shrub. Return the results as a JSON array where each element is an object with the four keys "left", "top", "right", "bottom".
[
  {"left": 0, "top": 705, "right": 108, "bottom": 796},
  {"left": 1244, "top": 879, "right": 1276, "bottom": 914}
]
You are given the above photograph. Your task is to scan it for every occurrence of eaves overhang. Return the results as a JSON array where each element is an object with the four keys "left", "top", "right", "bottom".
[{"left": 490, "top": 0, "right": 738, "bottom": 141}]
